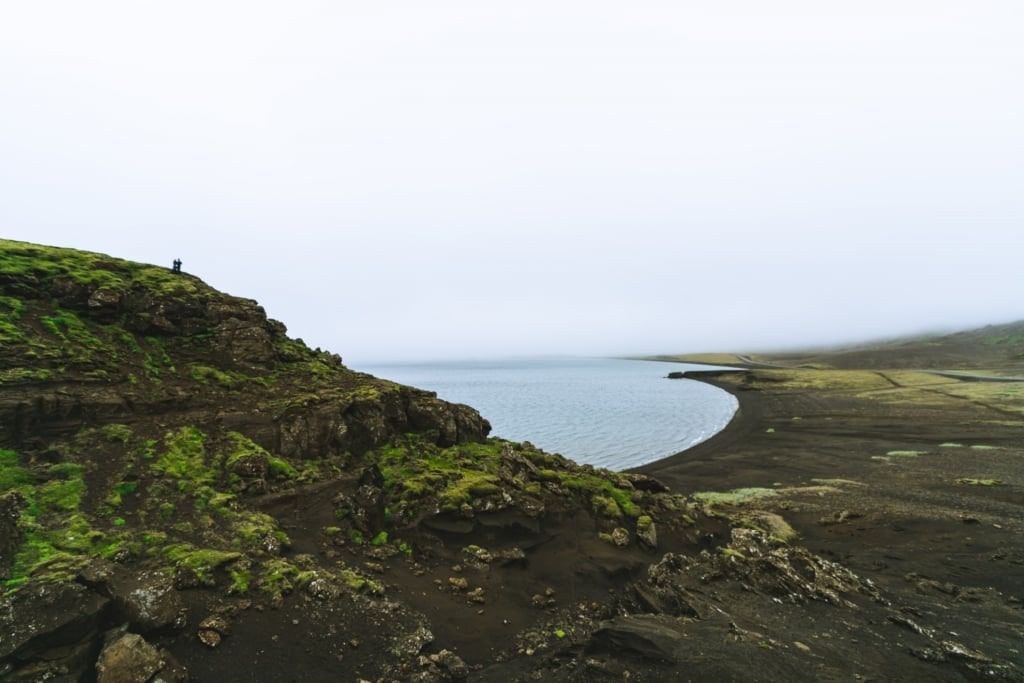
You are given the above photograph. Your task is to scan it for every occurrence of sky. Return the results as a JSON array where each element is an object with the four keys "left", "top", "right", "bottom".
[{"left": 2, "top": 1, "right": 1022, "bottom": 365}]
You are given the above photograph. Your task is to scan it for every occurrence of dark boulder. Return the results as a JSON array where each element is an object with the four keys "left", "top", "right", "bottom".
[
  {"left": 586, "top": 614, "right": 689, "bottom": 662},
  {"left": 0, "top": 581, "right": 109, "bottom": 677}
]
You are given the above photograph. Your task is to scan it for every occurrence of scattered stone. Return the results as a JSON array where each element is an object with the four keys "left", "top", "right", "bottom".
[
  {"left": 467, "top": 587, "right": 486, "bottom": 604},
  {"left": 493, "top": 547, "right": 527, "bottom": 566},
  {"left": 611, "top": 528, "right": 631, "bottom": 547},
  {"left": 119, "top": 570, "right": 187, "bottom": 634},
  {"left": 96, "top": 632, "right": 164, "bottom": 683},
  {"left": 199, "top": 614, "right": 231, "bottom": 636},
  {"left": 636, "top": 516, "right": 658, "bottom": 549},
  {"left": 462, "top": 545, "right": 494, "bottom": 564},
  {"left": 390, "top": 625, "right": 434, "bottom": 659},
  {"left": 429, "top": 649, "right": 469, "bottom": 681},
  {"left": 307, "top": 577, "right": 341, "bottom": 601},
  {"left": 198, "top": 629, "right": 222, "bottom": 648},
  {"left": 449, "top": 576, "right": 469, "bottom": 591}
]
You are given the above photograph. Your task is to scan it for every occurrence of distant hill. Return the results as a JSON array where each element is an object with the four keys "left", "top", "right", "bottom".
[{"left": 655, "top": 320, "right": 1024, "bottom": 372}]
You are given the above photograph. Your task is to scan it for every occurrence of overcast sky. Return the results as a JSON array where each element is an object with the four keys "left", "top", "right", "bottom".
[{"left": 2, "top": 2, "right": 1021, "bottom": 365}]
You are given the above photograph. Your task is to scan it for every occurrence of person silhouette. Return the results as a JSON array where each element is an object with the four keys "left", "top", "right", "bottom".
[{"left": 172, "top": 258, "right": 182, "bottom": 273}]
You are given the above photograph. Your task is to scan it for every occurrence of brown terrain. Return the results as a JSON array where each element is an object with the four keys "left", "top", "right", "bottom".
[{"left": 1, "top": 239, "right": 1022, "bottom": 682}]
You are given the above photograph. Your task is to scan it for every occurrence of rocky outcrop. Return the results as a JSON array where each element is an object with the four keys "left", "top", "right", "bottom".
[
  {"left": 587, "top": 614, "right": 689, "bottom": 663},
  {"left": 79, "top": 563, "right": 187, "bottom": 635},
  {"left": 0, "top": 581, "right": 110, "bottom": 679},
  {"left": 271, "top": 386, "right": 490, "bottom": 460}
]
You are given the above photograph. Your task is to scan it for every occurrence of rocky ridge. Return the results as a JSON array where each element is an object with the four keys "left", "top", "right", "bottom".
[{"left": 3, "top": 239, "right": 1022, "bottom": 682}]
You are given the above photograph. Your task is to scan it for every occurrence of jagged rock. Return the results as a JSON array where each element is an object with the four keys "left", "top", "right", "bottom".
[
  {"left": 0, "top": 581, "right": 109, "bottom": 666},
  {"left": 644, "top": 529, "right": 882, "bottom": 615},
  {"left": 586, "top": 615, "right": 688, "bottom": 663},
  {"left": 636, "top": 515, "right": 658, "bottom": 549},
  {"left": 307, "top": 577, "right": 341, "bottom": 601},
  {"left": 197, "top": 629, "right": 222, "bottom": 648},
  {"left": 87, "top": 287, "right": 123, "bottom": 315},
  {"left": 429, "top": 649, "right": 469, "bottom": 681},
  {"left": 462, "top": 545, "right": 493, "bottom": 564},
  {"left": 118, "top": 571, "right": 187, "bottom": 634},
  {"left": 96, "top": 632, "right": 164, "bottom": 683},
  {"left": 229, "top": 451, "right": 269, "bottom": 479},
  {"left": 611, "top": 527, "right": 630, "bottom": 547},
  {"left": 79, "top": 563, "right": 186, "bottom": 635},
  {"left": 390, "top": 625, "right": 434, "bottom": 660},
  {"left": 198, "top": 614, "right": 230, "bottom": 637}
]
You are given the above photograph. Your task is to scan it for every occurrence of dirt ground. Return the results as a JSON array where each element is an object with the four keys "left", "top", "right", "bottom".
[
  {"left": 164, "top": 364, "right": 1024, "bottom": 682},
  {"left": 634, "top": 364, "right": 1024, "bottom": 681}
]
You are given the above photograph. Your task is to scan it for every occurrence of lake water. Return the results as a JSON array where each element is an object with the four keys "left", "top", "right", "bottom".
[{"left": 358, "top": 357, "right": 738, "bottom": 471}]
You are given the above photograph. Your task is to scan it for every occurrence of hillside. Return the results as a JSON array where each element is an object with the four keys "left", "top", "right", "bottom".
[
  {"left": 652, "top": 320, "right": 1024, "bottom": 373},
  {"left": 3, "top": 239, "right": 1022, "bottom": 682},
  {"left": 0, "top": 240, "right": 724, "bottom": 682}
]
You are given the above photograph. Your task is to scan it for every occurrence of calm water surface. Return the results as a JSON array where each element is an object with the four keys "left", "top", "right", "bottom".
[{"left": 359, "top": 358, "right": 738, "bottom": 471}]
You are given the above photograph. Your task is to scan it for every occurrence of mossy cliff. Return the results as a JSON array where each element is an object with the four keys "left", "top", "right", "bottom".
[
  {"left": 0, "top": 240, "right": 717, "bottom": 682},
  {"left": 8, "top": 240, "right": 1012, "bottom": 682}
]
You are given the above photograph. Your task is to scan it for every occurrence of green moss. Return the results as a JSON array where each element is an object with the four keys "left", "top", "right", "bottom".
[
  {"left": 100, "top": 424, "right": 133, "bottom": 444},
  {"left": 142, "top": 531, "right": 168, "bottom": 545},
  {"left": 720, "top": 547, "right": 746, "bottom": 560},
  {"left": 0, "top": 294, "right": 26, "bottom": 319},
  {"left": 164, "top": 544, "right": 241, "bottom": 584},
  {"left": 11, "top": 514, "right": 107, "bottom": 584},
  {"left": 230, "top": 567, "right": 252, "bottom": 595},
  {"left": 267, "top": 457, "right": 298, "bottom": 480},
  {"left": 190, "top": 364, "right": 236, "bottom": 388},
  {"left": 338, "top": 567, "right": 383, "bottom": 594},
  {"left": 557, "top": 473, "right": 641, "bottom": 517},
  {"left": 153, "top": 427, "right": 213, "bottom": 484},
  {"left": 737, "top": 511, "right": 797, "bottom": 543},
  {"left": 0, "top": 449, "right": 33, "bottom": 493},
  {"left": 224, "top": 432, "right": 297, "bottom": 480},
  {"left": 956, "top": 478, "right": 1004, "bottom": 486},
  {"left": 36, "top": 475, "right": 85, "bottom": 514},
  {"left": 106, "top": 480, "right": 138, "bottom": 508},
  {"left": 438, "top": 471, "right": 502, "bottom": 511},
  {"left": 692, "top": 488, "right": 778, "bottom": 506},
  {"left": 228, "top": 510, "right": 289, "bottom": 552},
  {"left": 370, "top": 531, "right": 389, "bottom": 546},
  {"left": 592, "top": 494, "right": 623, "bottom": 518},
  {"left": 261, "top": 558, "right": 301, "bottom": 599}
]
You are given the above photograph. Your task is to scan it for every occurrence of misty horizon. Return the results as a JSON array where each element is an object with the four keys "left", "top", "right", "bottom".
[{"left": 2, "top": 2, "right": 1021, "bottom": 365}]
